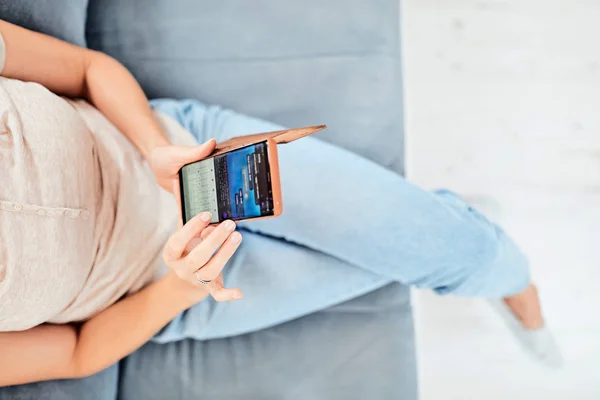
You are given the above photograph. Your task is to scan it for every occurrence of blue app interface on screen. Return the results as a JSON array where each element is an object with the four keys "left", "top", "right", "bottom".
[{"left": 180, "top": 141, "right": 273, "bottom": 223}]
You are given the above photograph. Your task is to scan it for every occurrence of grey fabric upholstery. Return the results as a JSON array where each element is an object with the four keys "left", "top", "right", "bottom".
[
  {"left": 0, "top": 364, "right": 119, "bottom": 400},
  {"left": 0, "top": 0, "right": 88, "bottom": 46},
  {"left": 86, "top": 0, "right": 405, "bottom": 174},
  {"left": 1, "top": 0, "right": 416, "bottom": 398},
  {"left": 118, "top": 283, "right": 417, "bottom": 400},
  {"left": 0, "top": 285, "right": 416, "bottom": 400},
  {"left": 86, "top": 1, "right": 415, "bottom": 398}
]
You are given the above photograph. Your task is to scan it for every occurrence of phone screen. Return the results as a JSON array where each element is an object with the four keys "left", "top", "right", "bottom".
[{"left": 179, "top": 141, "right": 274, "bottom": 224}]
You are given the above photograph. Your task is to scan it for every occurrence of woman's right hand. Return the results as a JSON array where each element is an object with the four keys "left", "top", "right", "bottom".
[
  {"left": 163, "top": 212, "right": 243, "bottom": 305},
  {"left": 0, "top": 211, "right": 243, "bottom": 387}
]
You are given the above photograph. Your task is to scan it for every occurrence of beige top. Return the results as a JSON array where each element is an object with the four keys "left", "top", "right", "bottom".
[{"left": 0, "top": 34, "right": 196, "bottom": 331}]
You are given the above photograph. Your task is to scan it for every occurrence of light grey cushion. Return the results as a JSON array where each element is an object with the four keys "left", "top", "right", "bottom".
[
  {"left": 0, "top": 364, "right": 119, "bottom": 400},
  {"left": 87, "top": 1, "right": 414, "bottom": 399},
  {"left": 0, "top": 0, "right": 88, "bottom": 46},
  {"left": 86, "top": 0, "right": 405, "bottom": 174},
  {"left": 119, "top": 283, "right": 417, "bottom": 400},
  {"left": 0, "top": 285, "right": 416, "bottom": 400},
  {"left": 0, "top": 2, "right": 414, "bottom": 399}
]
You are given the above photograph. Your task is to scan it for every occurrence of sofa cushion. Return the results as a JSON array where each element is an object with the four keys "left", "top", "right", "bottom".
[
  {"left": 0, "top": 364, "right": 118, "bottom": 400},
  {"left": 86, "top": 0, "right": 405, "bottom": 174},
  {"left": 84, "top": 3, "right": 415, "bottom": 399},
  {"left": 118, "top": 283, "right": 417, "bottom": 400},
  {"left": 0, "top": 0, "right": 88, "bottom": 46}
]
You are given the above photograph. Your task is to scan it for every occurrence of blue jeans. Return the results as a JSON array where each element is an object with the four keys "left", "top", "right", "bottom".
[{"left": 150, "top": 99, "right": 530, "bottom": 343}]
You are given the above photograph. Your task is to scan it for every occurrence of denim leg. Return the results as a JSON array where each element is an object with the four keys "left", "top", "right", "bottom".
[{"left": 151, "top": 99, "right": 530, "bottom": 342}]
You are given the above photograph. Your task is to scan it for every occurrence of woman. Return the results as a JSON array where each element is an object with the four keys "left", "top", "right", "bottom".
[{"left": 0, "top": 20, "right": 560, "bottom": 387}]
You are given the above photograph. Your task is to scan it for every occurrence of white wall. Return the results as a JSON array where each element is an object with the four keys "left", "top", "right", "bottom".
[{"left": 403, "top": 1, "right": 600, "bottom": 398}]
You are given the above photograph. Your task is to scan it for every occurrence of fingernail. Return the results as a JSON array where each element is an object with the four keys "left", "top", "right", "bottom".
[
  {"left": 231, "top": 232, "right": 242, "bottom": 243},
  {"left": 233, "top": 292, "right": 243, "bottom": 300},
  {"left": 200, "top": 212, "right": 211, "bottom": 222},
  {"left": 224, "top": 220, "right": 236, "bottom": 232}
]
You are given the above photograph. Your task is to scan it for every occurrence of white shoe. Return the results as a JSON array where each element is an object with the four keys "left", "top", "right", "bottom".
[{"left": 487, "top": 299, "right": 564, "bottom": 369}]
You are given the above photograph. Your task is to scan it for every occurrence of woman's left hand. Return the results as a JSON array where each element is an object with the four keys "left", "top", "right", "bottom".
[{"left": 149, "top": 138, "right": 217, "bottom": 193}]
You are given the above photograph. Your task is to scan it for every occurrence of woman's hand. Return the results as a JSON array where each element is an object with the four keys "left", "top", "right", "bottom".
[
  {"left": 0, "top": 213, "right": 242, "bottom": 387},
  {"left": 163, "top": 211, "right": 244, "bottom": 304},
  {"left": 0, "top": 217, "right": 242, "bottom": 386},
  {"left": 150, "top": 138, "right": 217, "bottom": 193}
]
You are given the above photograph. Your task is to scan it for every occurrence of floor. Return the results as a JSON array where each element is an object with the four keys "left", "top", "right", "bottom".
[{"left": 403, "top": 1, "right": 600, "bottom": 399}]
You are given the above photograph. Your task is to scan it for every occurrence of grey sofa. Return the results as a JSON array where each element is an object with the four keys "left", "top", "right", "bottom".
[{"left": 0, "top": 1, "right": 417, "bottom": 399}]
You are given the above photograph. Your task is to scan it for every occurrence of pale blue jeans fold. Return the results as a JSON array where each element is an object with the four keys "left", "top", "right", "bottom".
[{"left": 150, "top": 99, "right": 530, "bottom": 343}]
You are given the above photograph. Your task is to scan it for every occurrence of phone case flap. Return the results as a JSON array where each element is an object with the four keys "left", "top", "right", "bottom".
[{"left": 212, "top": 125, "right": 326, "bottom": 156}]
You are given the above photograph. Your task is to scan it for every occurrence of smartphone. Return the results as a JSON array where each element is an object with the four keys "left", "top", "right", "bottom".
[{"left": 178, "top": 138, "right": 282, "bottom": 224}]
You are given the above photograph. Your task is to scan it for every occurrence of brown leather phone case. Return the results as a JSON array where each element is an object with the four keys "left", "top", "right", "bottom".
[
  {"left": 178, "top": 125, "right": 327, "bottom": 224},
  {"left": 211, "top": 125, "right": 327, "bottom": 157},
  {"left": 212, "top": 125, "right": 326, "bottom": 222}
]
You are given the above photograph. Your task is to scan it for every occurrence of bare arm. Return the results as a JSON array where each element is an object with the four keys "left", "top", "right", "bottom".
[
  {"left": 0, "top": 19, "right": 168, "bottom": 161},
  {"left": 0, "top": 273, "right": 202, "bottom": 386}
]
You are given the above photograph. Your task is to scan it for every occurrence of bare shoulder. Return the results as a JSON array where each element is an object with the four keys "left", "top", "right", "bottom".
[{"left": 0, "top": 19, "right": 95, "bottom": 98}]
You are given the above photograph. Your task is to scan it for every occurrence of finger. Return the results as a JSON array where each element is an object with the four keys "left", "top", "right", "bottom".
[
  {"left": 209, "top": 277, "right": 243, "bottom": 302},
  {"left": 167, "top": 139, "right": 217, "bottom": 169},
  {"left": 163, "top": 212, "right": 212, "bottom": 262},
  {"left": 180, "top": 220, "right": 237, "bottom": 273},
  {"left": 184, "top": 236, "right": 203, "bottom": 256},
  {"left": 185, "top": 226, "right": 214, "bottom": 254},
  {"left": 199, "top": 225, "right": 217, "bottom": 240},
  {"left": 172, "top": 177, "right": 184, "bottom": 228},
  {"left": 195, "top": 231, "right": 242, "bottom": 281},
  {"left": 211, "top": 287, "right": 243, "bottom": 302}
]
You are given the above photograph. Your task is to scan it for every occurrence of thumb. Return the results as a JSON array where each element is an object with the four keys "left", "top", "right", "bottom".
[{"left": 167, "top": 138, "right": 217, "bottom": 166}]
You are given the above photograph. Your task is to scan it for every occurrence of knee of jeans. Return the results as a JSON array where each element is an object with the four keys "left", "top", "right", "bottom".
[
  {"left": 411, "top": 216, "right": 500, "bottom": 277},
  {"left": 433, "top": 223, "right": 530, "bottom": 297}
]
